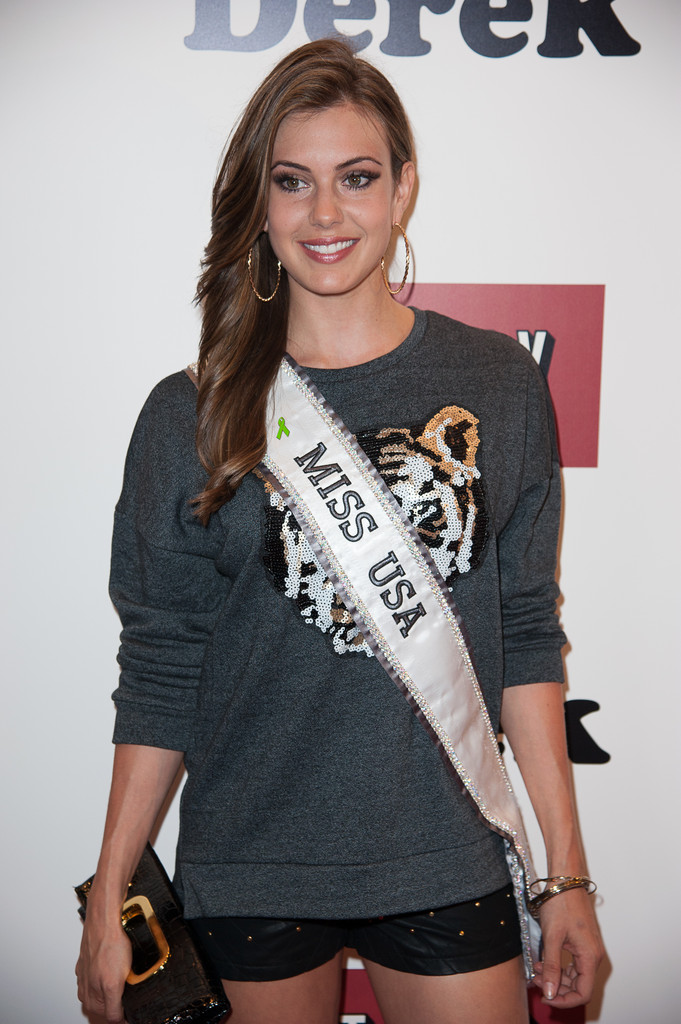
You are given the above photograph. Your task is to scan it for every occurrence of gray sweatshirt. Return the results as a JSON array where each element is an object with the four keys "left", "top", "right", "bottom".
[{"left": 111, "top": 309, "right": 565, "bottom": 920}]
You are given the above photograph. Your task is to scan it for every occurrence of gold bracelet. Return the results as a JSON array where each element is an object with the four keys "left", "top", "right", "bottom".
[{"left": 527, "top": 876, "right": 597, "bottom": 919}]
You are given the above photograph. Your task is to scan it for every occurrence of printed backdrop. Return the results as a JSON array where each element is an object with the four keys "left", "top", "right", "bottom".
[{"left": 1, "top": 3, "right": 678, "bottom": 1023}]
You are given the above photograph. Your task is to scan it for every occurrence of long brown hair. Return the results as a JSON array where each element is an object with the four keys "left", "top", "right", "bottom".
[{"left": 193, "top": 38, "right": 414, "bottom": 523}]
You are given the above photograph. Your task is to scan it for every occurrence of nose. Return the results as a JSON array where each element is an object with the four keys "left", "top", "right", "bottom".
[{"left": 310, "top": 184, "right": 341, "bottom": 228}]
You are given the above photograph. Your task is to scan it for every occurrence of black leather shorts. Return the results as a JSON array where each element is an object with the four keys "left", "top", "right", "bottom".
[{"left": 190, "top": 883, "right": 521, "bottom": 981}]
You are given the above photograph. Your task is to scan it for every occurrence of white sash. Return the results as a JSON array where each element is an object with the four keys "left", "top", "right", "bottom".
[{"left": 259, "top": 356, "right": 540, "bottom": 974}]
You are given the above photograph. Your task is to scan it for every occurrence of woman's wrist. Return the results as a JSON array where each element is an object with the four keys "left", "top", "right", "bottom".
[
  {"left": 528, "top": 875, "right": 597, "bottom": 919},
  {"left": 86, "top": 855, "right": 137, "bottom": 923},
  {"left": 546, "top": 860, "right": 588, "bottom": 879},
  {"left": 84, "top": 883, "right": 127, "bottom": 929}
]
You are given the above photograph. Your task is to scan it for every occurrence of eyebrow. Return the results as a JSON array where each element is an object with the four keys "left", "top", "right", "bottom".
[{"left": 271, "top": 156, "right": 383, "bottom": 172}]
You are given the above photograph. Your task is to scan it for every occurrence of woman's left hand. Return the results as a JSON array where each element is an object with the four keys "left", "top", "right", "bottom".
[{"left": 532, "top": 886, "right": 605, "bottom": 1007}]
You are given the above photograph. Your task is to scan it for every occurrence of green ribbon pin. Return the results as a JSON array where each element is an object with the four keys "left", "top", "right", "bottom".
[{"left": 277, "top": 416, "right": 290, "bottom": 440}]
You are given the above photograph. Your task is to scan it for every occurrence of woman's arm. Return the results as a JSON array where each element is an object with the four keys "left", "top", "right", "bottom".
[
  {"left": 77, "top": 377, "right": 225, "bottom": 1021},
  {"left": 500, "top": 682, "right": 604, "bottom": 1008},
  {"left": 76, "top": 743, "right": 184, "bottom": 1024}
]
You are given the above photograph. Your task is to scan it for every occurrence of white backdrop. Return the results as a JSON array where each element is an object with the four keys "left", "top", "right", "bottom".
[{"left": 1, "top": 2, "right": 678, "bottom": 1022}]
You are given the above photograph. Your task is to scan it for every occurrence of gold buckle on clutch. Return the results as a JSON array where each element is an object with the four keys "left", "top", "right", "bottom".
[{"left": 121, "top": 895, "right": 171, "bottom": 984}]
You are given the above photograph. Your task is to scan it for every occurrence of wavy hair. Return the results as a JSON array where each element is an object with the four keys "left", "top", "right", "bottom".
[{"left": 193, "top": 38, "right": 414, "bottom": 523}]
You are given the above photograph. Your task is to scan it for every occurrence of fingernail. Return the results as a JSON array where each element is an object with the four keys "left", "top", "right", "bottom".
[{"left": 545, "top": 983, "right": 555, "bottom": 1000}]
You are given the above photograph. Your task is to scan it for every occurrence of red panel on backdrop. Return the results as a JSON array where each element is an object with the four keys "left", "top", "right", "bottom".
[
  {"left": 341, "top": 968, "right": 385, "bottom": 1023},
  {"left": 398, "top": 283, "right": 605, "bottom": 468},
  {"left": 341, "top": 968, "right": 586, "bottom": 1023}
]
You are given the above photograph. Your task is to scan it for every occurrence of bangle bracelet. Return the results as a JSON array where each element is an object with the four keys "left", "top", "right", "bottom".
[{"left": 527, "top": 876, "right": 597, "bottom": 919}]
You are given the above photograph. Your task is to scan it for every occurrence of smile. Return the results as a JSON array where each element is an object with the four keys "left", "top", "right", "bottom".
[
  {"left": 302, "top": 239, "right": 357, "bottom": 254},
  {"left": 299, "top": 238, "right": 358, "bottom": 265}
]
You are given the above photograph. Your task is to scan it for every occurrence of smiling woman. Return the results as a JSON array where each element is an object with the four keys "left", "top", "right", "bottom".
[
  {"left": 76, "top": 37, "right": 603, "bottom": 1024},
  {"left": 265, "top": 103, "right": 415, "bottom": 360},
  {"left": 189, "top": 40, "right": 417, "bottom": 520}
]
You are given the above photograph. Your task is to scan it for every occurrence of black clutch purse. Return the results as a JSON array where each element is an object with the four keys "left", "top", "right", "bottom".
[{"left": 75, "top": 845, "right": 229, "bottom": 1024}]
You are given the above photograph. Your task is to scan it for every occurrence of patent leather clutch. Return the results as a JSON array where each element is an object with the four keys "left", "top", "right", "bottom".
[{"left": 75, "top": 844, "right": 229, "bottom": 1024}]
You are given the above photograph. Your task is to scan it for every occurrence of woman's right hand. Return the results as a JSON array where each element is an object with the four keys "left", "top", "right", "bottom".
[
  {"left": 76, "top": 909, "right": 132, "bottom": 1023},
  {"left": 75, "top": 745, "right": 185, "bottom": 1021}
]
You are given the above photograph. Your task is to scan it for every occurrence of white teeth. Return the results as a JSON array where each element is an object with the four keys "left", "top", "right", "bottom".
[{"left": 303, "top": 240, "right": 355, "bottom": 254}]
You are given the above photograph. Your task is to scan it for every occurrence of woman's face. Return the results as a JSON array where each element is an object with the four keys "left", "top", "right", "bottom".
[{"left": 265, "top": 103, "right": 414, "bottom": 301}]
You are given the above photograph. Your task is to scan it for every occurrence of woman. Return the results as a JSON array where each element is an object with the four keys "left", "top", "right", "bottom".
[{"left": 76, "top": 38, "right": 603, "bottom": 1024}]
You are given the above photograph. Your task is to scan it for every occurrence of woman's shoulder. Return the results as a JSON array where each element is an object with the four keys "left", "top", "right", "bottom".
[
  {"left": 139, "top": 367, "right": 198, "bottom": 424},
  {"left": 419, "top": 308, "right": 540, "bottom": 378},
  {"left": 129, "top": 369, "right": 198, "bottom": 454},
  {"left": 117, "top": 369, "right": 203, "bottom": 521}
]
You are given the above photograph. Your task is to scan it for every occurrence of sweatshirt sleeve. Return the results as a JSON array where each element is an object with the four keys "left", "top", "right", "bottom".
[
  {"left": 109, "top": 373, "right": 228, "bottom": 750},
  {"left": 498, "top": 359, "right": 567, "bottom": 686}
]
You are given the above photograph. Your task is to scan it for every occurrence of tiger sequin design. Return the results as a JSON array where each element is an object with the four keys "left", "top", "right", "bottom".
[{"left": 262, "top": 405, "right": 488, "bottom": 656}]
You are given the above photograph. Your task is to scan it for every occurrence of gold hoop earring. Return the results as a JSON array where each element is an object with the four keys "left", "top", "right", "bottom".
[
  {"left": 380, "top": 223, "right": 411, "bottom": 295},
  {"left": 247, "top": 248, "right": 281, "bottom": 302}
]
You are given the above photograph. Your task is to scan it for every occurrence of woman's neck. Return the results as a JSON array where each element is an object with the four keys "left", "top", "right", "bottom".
[{"left": 286, "top": 280, "right": 414, "bottom": 369}]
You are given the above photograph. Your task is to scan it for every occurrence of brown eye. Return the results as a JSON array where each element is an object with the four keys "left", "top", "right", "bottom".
[
  {"left": 344, "top": 171, "right": 378, "bottom": 190},
  {"left": 274, "top": 174, "right": 306, "bottom": 193}
]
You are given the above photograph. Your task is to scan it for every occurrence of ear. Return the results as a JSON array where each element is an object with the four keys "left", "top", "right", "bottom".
[{"left": 392, "top": 161, "right": 416, "bottom": 223}]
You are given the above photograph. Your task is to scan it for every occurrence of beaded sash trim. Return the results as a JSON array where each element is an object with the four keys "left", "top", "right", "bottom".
[{"left": 259, "top": 357, "right": 541, "bottom": 975}]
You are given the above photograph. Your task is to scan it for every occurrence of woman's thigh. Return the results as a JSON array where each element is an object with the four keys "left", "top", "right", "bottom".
[
  {"left": 221, "top": 950, "right": 344, "bottom": 1024},
  {"left": 363, "top": 954, "right": 529, "bottom": 1024}
]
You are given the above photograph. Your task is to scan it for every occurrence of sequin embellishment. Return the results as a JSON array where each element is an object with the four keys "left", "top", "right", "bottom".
[{"left": 261, "top": 413, "right": 488, "bottom": 657}]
